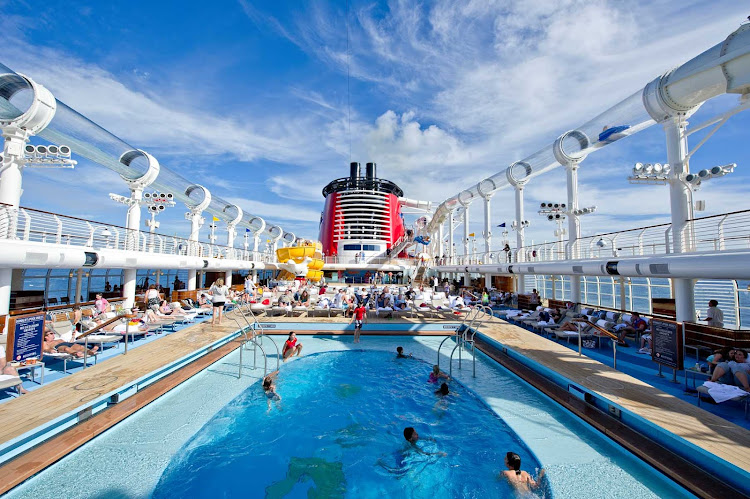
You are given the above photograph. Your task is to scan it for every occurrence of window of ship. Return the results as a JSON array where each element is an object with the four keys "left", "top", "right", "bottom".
[{"left": 342, "top": 244, "right": 381, "bottom": 251}]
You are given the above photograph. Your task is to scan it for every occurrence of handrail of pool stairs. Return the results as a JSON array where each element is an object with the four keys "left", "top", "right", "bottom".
[
  {"left": 438, "top": 305, "right": 493, "bottom": 377},
  {"left": 228, "top": 310, "right": 280, "bottom": 378},
  {"left": 235, "top": 301, "right": 280, "bottom": 359},
  {"left": 448, "top": 305, "right": 494, "bottom": 378}
]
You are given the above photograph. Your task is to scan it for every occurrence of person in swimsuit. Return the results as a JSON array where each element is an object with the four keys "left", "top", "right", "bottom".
[
  {"left": 428, "top": 365, "right": 449, "bottom": 383},
  {"left": 350, "top": 303, "right": 367, "bottom": 343},
  {"left": 502, "top": 452, "right": 545, "bottom": 494},
  {"left": 262, "top": 371, "right": 281, "bottom": 409},
  {"left": 396, "top": 346, "right": 412, "bottom": 359},
  {"left": 282, "top": 332, "right": 303, "bottom": 361},
  {"left": 42, "top": 332, "right": 98, "bottom": 358},
  {"left": 435, "top": 383, "right": 449, "bottom": 396},
  {"left": 402, "top": 427, "right": 446, "bottom": 457}
]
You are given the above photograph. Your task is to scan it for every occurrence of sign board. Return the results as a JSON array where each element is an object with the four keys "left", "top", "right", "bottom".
[
  {"left": 650, "top": 318, "right": 683, "bottom": 370},
  {"left": 6, "top": 312, "right": 46, "bottom": 362}
]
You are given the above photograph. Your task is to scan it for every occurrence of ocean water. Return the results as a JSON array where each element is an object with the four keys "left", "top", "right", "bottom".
[{"left": 152, "top": 350, "right": 547, "bottom": 498}]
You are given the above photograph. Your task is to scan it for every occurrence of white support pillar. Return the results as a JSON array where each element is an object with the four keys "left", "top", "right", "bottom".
[
  {"left": 665, "top": 118, "right": 696, "bottom": 322},
  {"left": 462, "top": 205, "right": 471, "bottom": 286},
  {"left": 437, "top": 223, "right": 445, "bottom": 261},
  {"left": 448, "top": 210, "right": 455, "bottom": 263},
  {"left": 187, "top": 211, "right": 205, "bottom": 291},
  {"left": 121, "top": 187, "right": 143, "bottom": 309},
  {"left": 482, "top": 194, "right": 492, "bottom": 261},
  {"left": 514, "top": 184, "right": 527, "bottom": 293},
  {"left": 565, "top": 162, "right": 582, "bottom": 305},
  {"left": 462, "top": 205, "right": 470, "bottom": 258}
]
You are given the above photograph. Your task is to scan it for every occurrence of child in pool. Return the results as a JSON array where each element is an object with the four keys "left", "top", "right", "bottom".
[{"left": 428, "top": 365, "right": 449, "bottom": 383}]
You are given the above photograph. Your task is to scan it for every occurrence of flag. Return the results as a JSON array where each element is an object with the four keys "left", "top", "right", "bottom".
[
  {"left": 469, "top": 232, "right": 475, "bottom": 237},
  {"left": 246, "top": 228, "right": 251, "bottom": 232},
  {"left": 497, "top": 223, "right": 506, "bottom": 228},
  {"left": 212, "top": 216, "right": 219, "bottom": 221}
]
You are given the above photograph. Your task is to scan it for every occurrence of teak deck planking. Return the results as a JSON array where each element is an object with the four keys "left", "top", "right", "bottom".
[{"left": 479, "top": 319, "right": 750, "bottom": 473}]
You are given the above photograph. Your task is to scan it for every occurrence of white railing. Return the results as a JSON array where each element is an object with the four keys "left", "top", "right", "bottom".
[
  {"left": 435, "top": 209, "right": 750, "bottom": 266},
  {"left": 0, "top": 204, "right": 276, "bottom": 263}
]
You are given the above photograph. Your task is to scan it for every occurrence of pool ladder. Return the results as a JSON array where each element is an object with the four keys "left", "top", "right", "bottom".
[
  {"left": 229, "top": 302, "right": 280, "bottom": 379},
  {"left": 437, "top": 305, "right": 494, "bottom": 378}
]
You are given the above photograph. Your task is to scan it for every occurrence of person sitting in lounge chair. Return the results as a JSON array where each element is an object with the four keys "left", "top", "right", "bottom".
[
  {"left": 615, "top": 312, "right": 647, "bottom": 347},
  {"left": 43, "top": 331, "right": 98, "bottom": 358},
  {"left": 0, "top": 345, "right": 28, "bottom": 394},
  {"left": 711, "top": 349, "right": 750, "bottom": 390}
]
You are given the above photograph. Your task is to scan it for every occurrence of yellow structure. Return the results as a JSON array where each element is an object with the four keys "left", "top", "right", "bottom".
[{"left": 275, "top": 241, "right": 325, "bottom": 282}]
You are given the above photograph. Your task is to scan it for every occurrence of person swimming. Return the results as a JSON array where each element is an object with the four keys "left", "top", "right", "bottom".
[
  {"left": 396, "top": 346, "right": 412, "bottom": 358},
  {"left": 501, "top": 452, "right": 545, "bottom": 494},
  {"left": 435, "top": 382, "right": 449, "bottom": 396},
  {"left": 428, "top": 365, "right": 449, "bottom": 383},
  {"left": 263, "top": 371, "right": 281, "bottom": 409}
]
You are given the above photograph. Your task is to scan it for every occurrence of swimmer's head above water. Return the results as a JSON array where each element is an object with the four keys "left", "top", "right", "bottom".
[
  {"left": 403, "top": 427, "right": 418, "bottom": 443},
  {"left": 505, "top": 452, "right": 522, "bottom": 475}
]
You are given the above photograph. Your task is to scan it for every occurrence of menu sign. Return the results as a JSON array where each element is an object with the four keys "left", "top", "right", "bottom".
[
  {"left": 6, "top": 312, "right": 45, "bottom": 362},
  {"left": 650, "top": 318, "right": 683, "bottom": 370}
]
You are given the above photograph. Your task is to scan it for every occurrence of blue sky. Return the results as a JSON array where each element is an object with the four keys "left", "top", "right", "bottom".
[{"left": 1, "top": 0, "right": 749, "bottom": 248}]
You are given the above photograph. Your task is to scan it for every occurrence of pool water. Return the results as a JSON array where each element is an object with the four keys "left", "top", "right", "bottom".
[{"left": 152, "top": 350, "right": 546, "bottom": 498}]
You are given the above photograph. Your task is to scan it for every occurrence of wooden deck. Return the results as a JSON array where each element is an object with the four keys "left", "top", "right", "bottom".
[
  {"left": 0, "top": 311, "right": 748, "bottom": 494},
  {"left": 479, "top": 318, "right": 750, "bottom": 475},
  {"left": 0, "top": 316, "right": 241, "bottom": 452}
]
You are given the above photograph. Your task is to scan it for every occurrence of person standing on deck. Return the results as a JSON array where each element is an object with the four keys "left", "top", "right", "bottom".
[
  {"left": 705, "top": 300, "right": 724, "bottom": 328},
  {"left": 350, "top": 303, "right": 367, "bottom": 343}
]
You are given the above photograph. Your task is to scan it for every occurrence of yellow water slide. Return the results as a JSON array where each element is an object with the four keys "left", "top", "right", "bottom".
[{"left": 275, "top": 241, "right": 325, "bottom": 282}]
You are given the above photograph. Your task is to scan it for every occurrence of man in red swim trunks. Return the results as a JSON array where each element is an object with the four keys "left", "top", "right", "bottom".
[
  {"left": 282, "top": 332, "right": 303, "bottom": 361},
  {"left": 349, "top": 303, "right": 367, "bottom": 343}
]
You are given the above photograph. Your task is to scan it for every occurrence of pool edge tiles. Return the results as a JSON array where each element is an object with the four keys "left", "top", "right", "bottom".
[{"left": 476, "top": 331, "right": 750, "bottom": 495}]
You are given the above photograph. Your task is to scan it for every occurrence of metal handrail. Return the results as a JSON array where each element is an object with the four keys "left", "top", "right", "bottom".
[
  {"left": 238, "top": 337, "right": 267, "bottom": 379},
  {"left": 233, "top": 303, "right": 280, "bottom": 367},
  {"left": 573, "top": 318, "right": 619, "bottom": 369}
]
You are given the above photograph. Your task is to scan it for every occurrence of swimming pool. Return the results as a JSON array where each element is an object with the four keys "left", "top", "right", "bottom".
[
  {"left": 153, "top": 350, "right": 544, "bottom": 498},
  {"left": 7, "top": 335, "right": 693, "bottom": 498}
]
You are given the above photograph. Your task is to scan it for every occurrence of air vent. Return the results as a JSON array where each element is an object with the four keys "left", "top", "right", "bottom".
[
  {"left": 635, "top": 264, "right": 643, "bottom": 275},
  {"left": 605, "top": 261, "right": 619, "bottom": 275},
  {"left": 25, "top": 252, "right": 47, "bottom": 265},
  {"left": 527, "top": 266, "right": 534, "bottom": 273},
  {"left": 649, "top": 264, "right": 670, "bottom": 275},
  {"left": 572, "top": 265, "right": 584, "bottom": 274}
]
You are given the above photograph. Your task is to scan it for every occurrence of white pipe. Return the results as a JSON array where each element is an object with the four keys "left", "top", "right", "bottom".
[
  {"left": 427, "top": 24, "right": 750, "bottom": 235},
  {"left": 398, "top": 197, "right": 432, "bottom": 210}
]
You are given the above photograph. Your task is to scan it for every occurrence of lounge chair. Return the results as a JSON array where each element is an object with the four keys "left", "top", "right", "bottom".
[
  {"left": 696, "top": 384, "right": 749, "bottom": 419},
  {"left": 0, "top": 374, "right": 23, "bottom": 391},
  {"left": 43, "top": 351, "right": 99, "bottom": 373},
  {"left": 553, "top": 322, "right": 594, "bottom": 343}
]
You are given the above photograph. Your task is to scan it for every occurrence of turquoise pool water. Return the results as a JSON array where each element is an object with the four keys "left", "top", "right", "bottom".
[
  {"left": 6, "top": 335, "right": 694, "bottom": 498},
  {"left": 153, "top": 350, "right": 546, "bottom": 498}
]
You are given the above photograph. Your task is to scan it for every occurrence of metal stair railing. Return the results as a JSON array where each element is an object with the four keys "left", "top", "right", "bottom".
[
  {"left": 447, "top": 305, "right": 494, "bottom": 378},
  {"left": 437, "top": 306, "right": 483, "bottom": 371},
  {"left": 228, "top": 305, "right": 280, "bottom": 377}
]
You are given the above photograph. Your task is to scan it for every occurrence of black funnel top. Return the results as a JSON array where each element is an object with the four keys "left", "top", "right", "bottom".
[
  {"left": 365, "top": 162, "right": 377, "bottom": 179},
  {"left": 349, "top": 162, "right": 360, "bottom": 180}
]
